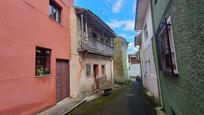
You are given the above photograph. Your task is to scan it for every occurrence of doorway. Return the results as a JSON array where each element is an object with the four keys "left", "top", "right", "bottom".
[
  {"left": 56, "top": 60, "right": 70, "bottom": 102},
  {"left": 93, "top": 64, "right": 99, "bottom": 89}
]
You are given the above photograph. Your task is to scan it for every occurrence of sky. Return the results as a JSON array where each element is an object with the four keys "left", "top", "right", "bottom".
[{"left": 74, "top": 0, "right": 139, "bottom": 54}]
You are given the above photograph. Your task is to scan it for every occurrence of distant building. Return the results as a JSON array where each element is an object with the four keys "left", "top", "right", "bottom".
[
  {"left": 135, "top": 0, "right": 160, "bottom": 104},
  {"left": 128, "top": 54, "right": 141, "bottom": 78},
  {"left": 69, "top": 7, "right": 116, "bottom": 98},
  {"left": 0, "top": 0, "right": 73, "bottom": 114},
  {"left": 113, "top": 37, "right": 129, "bottom": 83}
]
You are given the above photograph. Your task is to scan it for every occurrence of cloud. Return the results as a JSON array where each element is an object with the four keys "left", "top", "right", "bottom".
[
  {"left": 118, "top": 33, "right": 135, "bottom": 41},
  {"left": 107, "top": 19, "right": 134, "bottom": 31},
  {"left": 112, "top": 0, "right": 123, "bottom": 13},
  {"left": 128, "top": 42, "right": 134, "bottom": 47},
  {"left": 123, "top": 21, "right": 135, "bottom": 31},
  {"left": 128, "top": 42, "right": 138, "bottom": 54}
]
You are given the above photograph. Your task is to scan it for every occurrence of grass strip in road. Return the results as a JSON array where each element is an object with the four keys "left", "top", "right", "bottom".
[{"left": 67, "top": 87, "right": 125, "bottom": 115}]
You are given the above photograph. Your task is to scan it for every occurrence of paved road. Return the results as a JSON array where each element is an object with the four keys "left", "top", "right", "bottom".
[
  {"left": 69, "top": 81, "right": 157, "bottom": 115},
  {"left": 97, "top": 81, "right": 157, "bottom": 115}
]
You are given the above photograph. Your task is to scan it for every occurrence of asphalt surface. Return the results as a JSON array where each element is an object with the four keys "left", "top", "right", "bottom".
[{"left": 69, "top": 81, "right": 157, "bottom": 115}]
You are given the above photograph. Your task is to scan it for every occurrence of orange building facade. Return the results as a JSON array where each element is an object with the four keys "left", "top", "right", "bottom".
[{"left": 0, "top": 0, "right": 73, "bottom": 114}]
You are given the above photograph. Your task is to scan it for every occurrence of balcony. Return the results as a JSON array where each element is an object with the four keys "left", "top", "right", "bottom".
[{"left": 78, "top": 37, "right": 113, "bottom": 56}]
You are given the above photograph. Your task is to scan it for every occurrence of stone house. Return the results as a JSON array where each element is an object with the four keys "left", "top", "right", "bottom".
[
  {"left": 150, "top": 0, "right": 204, "bottom": 115},
  {"left": 0, "top": 0, "right": 73, "bottom": 114},
  {"left": 135, "top": 0, "right": 160, "bottom": 104},
  {"left": 69, "top": 7, "right": 116, "bottom": 98},
  {"left": 113, "top": 37, "right": 129, "bottom": 83}
]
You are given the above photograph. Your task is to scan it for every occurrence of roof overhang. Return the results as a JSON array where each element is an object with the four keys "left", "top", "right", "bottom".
[
  {"left": 134, "top": 0, "right": 149, "bottom": 30},
  {"left": 75, "top": 7, "right": 117, "bottom": 38}
]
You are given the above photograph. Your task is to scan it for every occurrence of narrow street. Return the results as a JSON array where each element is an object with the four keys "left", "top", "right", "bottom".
[
  {"left": 0, "top": 0, "right": 203, "bottom": 114},
  {"left": 68, "top": 81, "right": 157, "bottom": 115}
]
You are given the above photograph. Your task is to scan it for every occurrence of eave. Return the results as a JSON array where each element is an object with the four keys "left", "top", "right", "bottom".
[{"left": 134, "top": 0, "right": 149, "bottom": 30}]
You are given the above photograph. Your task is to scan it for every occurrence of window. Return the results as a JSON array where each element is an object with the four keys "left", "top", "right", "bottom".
[
  {"left": 86, "top": 64, "right": 91, "bottom": 76},
  {"left": 156, "top": 17, "right": 178, "bottom": 76},
  {"left": 49, "top": 0, "right": 62, "bottom": 23},
  {"left": 92, "top": 32, "right": 97, "bottom": 38},
  {"left": 155, "top": 0, "right": 158, "bottom": 4},
  {"left": 148, "top": 60, "right": 151, "bottom": 74},
  {"left": 144, "top": 23, "right": 148, "bottom": 41},
  {"left": 92, "top": 32, "right": 97, "bottom": 48},
  {"left": 145, "top": 61, "right": 148, "bottom": 73},
  {"left": 101, "top": 65, "right": 105, "bottom": 75},
  {"left": 35, "top": 47, "right": 51, "bottom": 76}
]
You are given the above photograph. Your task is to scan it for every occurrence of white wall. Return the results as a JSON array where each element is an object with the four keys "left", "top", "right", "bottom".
[
  {"left": 128, "top": 63, "right": 141, "bottom": 77},
  {"left": 140, "top": 3, "right": 159, "bottom": 99}
]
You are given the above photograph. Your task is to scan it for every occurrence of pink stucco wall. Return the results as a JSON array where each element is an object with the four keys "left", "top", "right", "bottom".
[{"left": 0, "top": 0, "right": 73, "bottom": 114}]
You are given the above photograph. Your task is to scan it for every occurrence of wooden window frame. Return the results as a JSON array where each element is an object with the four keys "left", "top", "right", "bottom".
[
  {"left": 35, "top": 47, "right": 51, "bottom": 76},
  {"left": 49, "top": 0, "right": 62, "bottom": 23},
  {"left": 156, "top": 17, "right": 179, "bottom": 77}
]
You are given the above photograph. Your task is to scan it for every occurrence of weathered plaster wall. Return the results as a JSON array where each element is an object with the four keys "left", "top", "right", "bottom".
[
  {"left": 70, "top": 7, "right": 113, "bottom": 98},
  {"left": 152, "top": 0, "right": 204, "bottom": 115},
  {"left": 138, "top": 2, "right": 160, "bottom": 101},
  {"left": 122, "top": 46, "right": 129, "bottom": 80},
  {"left": 0, "top": 0, "right": 73, "bottom": 114},
  {"left": 77, "top": 55, "right": 113, "bottom": 98},
  {"left": 143, "top": 44, "right": 159, "bottom": 100},
  {"left": 113, "top": 38, "right": 128, "bottom": 83},
  {"left": 69, "top": 7, "right": 81, "bottom": 98}
]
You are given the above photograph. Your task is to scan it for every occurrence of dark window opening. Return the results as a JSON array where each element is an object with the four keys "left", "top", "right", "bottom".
[
  {"left": 35, "top": 47, "right": 51, "bottom": 76},
  {"left": 101, "top": 65, "right": 105, "bottom": 76},
  {"left": 49, "top": 0, "right": 62, "bottom": 23},
  {"left": 86, "top": 64, "right": 91, "bottom": 76},
  {"left": 156, "top": 17, "right": 178, "bottom": 76},
  {"left": 92, "top": 33, "right": 97, "bottom": 48},
  {"left": 144, "top": 23, "right": 148, "bottom": 40},
  {"left": 155, "top": 0, "right": 158, "bottom": 4},
  {"left": 92, "top": 32, "right": 97, "bottom": 38}
]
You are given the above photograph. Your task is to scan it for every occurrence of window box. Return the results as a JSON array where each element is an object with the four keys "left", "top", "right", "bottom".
[{"left": 35, "top": 74, "right": 52, "bottom": 78}]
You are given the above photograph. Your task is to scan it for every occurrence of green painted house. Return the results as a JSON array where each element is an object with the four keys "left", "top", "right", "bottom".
[
  {"left": 150, "top": 0, "right": 204, "bottom": 115},
  {"left": 113, "top": 37, "right": 129, "bottom": 83}
]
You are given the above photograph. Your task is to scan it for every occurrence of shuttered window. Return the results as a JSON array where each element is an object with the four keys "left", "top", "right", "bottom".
[{"left": 156, "top": 17, "right": 179, "bottom": 76}]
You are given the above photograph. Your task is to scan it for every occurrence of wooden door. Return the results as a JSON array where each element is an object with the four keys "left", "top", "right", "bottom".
[
  {"left": 56, "top": 60, "right": 70, "bottom": 102},
  {"left": 93, "top": 64, "right": 99, "bottom": 89}
]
